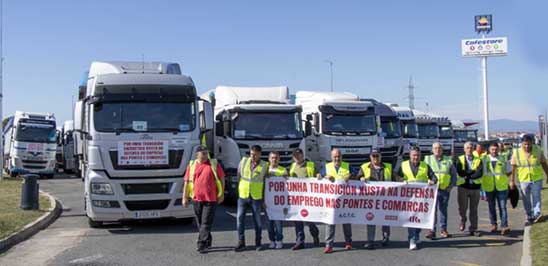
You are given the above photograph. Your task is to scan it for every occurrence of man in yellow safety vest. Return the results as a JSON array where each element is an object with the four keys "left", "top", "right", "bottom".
[
  {"left": 356, "top": 149, "right": 393, "bottom": 249},
  {"left": 317, "top": 148, "right": 357, "bottom": 254},
  {"left": 265, "top": 151, "right": 287, "bottom": 249},
  {"left": 234, "top": 145, "right": 269, "bottom": 252},
  {"left": 182, "top": 147, "right": 225, "bottom": 253},
  {"left": 510, "top": 135, "right": 548, "bottom": 225},
  {"left": 289, "top": 148, "right": 320, "bottom": 250},
  {"left": 455, "top": 141, "right": 483, "bottom": 236},
  {"left": 483, "top": 142, "right": 512, "bottom": 235},
  {"left": 396, "top": 146, "right": 437, "bottom": 250},
  {"left": 424, "top": 142, "right": 457, "bottom": 239}
]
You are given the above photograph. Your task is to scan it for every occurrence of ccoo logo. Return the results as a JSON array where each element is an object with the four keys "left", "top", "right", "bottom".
[
  {"left": 300, "top": 209, "right": 309, "bottom": 218},
  {"left": 365, "top": 212, "right": 375, "bottom": 221}
]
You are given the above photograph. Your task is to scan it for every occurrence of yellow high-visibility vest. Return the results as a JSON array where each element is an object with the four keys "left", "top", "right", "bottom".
[
  {"left": 514, "top": 146, "right": 544, "bottom": 183},
  {"left": 325, "top": 162, "right": 350, "bottom": 179},
  {"left": 238, "top": 157, "right": 268, "bottom": 200},
  {"left": 360, "top": 162, "right": 392, "bottom": 181},
  {"left": 289, "top": 161, "right": 315, "bottom": 177},
  {"left": 481, "top": 155, "right": 509, "bottom": 192},
  {"left": 425, "top": 155, "right": 452, "bottom": 190},
  {"left": 187, "top": 159, "right": 223, "bottom": 199},
  {"left": 456, "top": 155, "right": 482, "bottom": 186},
  {"left": 401, "top": 160, "right": 429, "bottom": 183}
]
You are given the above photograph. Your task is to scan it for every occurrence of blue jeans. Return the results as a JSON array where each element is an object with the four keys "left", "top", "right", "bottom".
[
  {"left": 433, "top": 190, "right": 450, "bottom": 231},
  {"left": 408, "top": 228, "right": 421, "bottom": 243},
  {"left": 520, "top": 180, "right": 544, "bottom": 220},
  {"left": 237, "top": 198, "right": 263, "bottom": 243},
  {"left": 267, "top": 219, "right": 283, "bottom": 242},
  {"left": 294, "top": 221, "right": 319, "bottom": 244},
  {"left": 485, "top": 190, "right": 509, "bottom": 227}
]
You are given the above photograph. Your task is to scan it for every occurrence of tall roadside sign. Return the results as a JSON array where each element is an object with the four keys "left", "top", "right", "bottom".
[{"left": 462, "top": 15, "right": 507, "bottom": 139}]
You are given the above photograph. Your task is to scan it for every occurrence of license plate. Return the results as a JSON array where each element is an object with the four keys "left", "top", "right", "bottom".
[{"left": 133, "top": 211, "right": 160, "bottom": 219}]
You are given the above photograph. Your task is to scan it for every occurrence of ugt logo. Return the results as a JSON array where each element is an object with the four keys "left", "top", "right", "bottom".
[
  {"left": 409, "top": 216, "right": 421, "bottom": 223},
  {"left": 365, "top": 212, "right": 375, "bottom": 221}
]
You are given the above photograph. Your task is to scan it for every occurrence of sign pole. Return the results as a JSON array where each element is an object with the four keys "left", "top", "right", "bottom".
[{"left": 481, "top": 34, "right": 490, "bottom": 139}]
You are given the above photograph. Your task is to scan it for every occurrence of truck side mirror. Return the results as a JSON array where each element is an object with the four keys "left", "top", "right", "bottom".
[
  {"left": 304, "top": 121, "right": 312, "bottom": 137},
  {"left": 74, "top": 101, "right": 83, "bottom": 131},
  {"left": 199, "top": 100, "right": 214, "bottom": 131}
]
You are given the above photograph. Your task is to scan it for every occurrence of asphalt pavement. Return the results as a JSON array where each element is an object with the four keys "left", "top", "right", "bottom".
[{"left": 0, "top": 174, "right": 525, "bottom": 266}]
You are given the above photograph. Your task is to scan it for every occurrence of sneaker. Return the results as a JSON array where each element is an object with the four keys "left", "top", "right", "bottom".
[
  {"left": 324, "top": 247, "right": 333, "bottom": 254},
  {"left": 534, "top": 215, "right": 545, "bottom": 223},
  {"left": 409, "top": 241, "right": 418, "bottom": 250},
  {"left": 313, "top": 236, "right": 320, "bottom": 247},
  {"left": 524, "top": 220, "right": 532, "bottom": 226},
  {"left": 197, "top": 246, "right": 207, "bottom": 254},
  {"left": 344, "top": 243, "right": 352, "bottom": 250},
  {"left": 459, "top": 223, "right": 465, "bottom": 232},
  {"left": 440, "top": 230, "right": 451, "bottom": 238},
  {"left": 363, "top": 242, "right": 375, "bottom": 250},
  {"left": 234, "top": 241, "right": 246, "bottom": 252},
  {"left": 291, "top": 243, "right": 304, "bottom": 250},
  {"left": 501, "top": 227, "right": 510, "bottom": 235},
  {"left": 490, "top": 224, "right": 498, "bottom": 233},
  {"left": 275, "top": 241, "right": 283, "bottom": 249},
  {"left": 381, "top": 236, "right": 390, "bottom": 246},
  {"left": 425, "top": 230, "right": 435, "bottom": 239},
  {"left": 269, "top": 242, "right": 276, "bottom": 249}
]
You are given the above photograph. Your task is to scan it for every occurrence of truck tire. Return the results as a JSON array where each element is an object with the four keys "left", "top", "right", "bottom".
[{"left": 88, "top": 218, "right": 103, "bottom": 228}]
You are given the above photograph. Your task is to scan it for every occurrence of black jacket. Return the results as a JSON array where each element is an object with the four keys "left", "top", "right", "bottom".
[{"left": 455, "top": 156, "right": 483, "bottom": 190}]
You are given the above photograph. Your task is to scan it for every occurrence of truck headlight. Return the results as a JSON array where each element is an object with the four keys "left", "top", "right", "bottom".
[{"left": 91, "top": 182, "right": 114, "bottom": 195}]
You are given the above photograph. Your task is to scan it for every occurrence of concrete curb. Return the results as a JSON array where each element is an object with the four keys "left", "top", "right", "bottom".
[
  {"left": 521, "top": 225, "right": 532, "bottom": 266},
  {"left": 0, "top": 191, "right": 62, "bottom": 254}
]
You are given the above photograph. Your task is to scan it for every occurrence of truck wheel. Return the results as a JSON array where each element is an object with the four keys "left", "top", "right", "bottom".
[{"left": 88, "top": 218, "right": 103, "bottom": 228}]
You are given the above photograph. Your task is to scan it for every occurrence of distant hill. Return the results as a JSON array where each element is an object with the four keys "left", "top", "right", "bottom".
[{"left": 469, "top": 119, "right": 538, "bottom": 133}]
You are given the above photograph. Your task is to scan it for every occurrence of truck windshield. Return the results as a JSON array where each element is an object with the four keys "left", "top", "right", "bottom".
[
  {"left": 322, "top": 114, "right": 376, "bottom": 135},
  {"left": 381, "top": 119, "right": 401, "bottom": 138},
  {"left": 454, "top": 130, "right": 477, "bottom": 142},
  {"left": 402, "top": 121, "right": 419, "bottom": 138},
  {"left": 439, "top": 125, "right": 453, "bottom": 139},
  {"left": 93, "top": 102, "right": 195, "bottom": 132},
  {"left": 15, "top": 123, "right": 57, "bottom": 143},
  {"left": 232, "top": 112, "right": 302, "bottom": 139},
  {"left": 418, "top": 124, "right": 439, "bottom": 139}
]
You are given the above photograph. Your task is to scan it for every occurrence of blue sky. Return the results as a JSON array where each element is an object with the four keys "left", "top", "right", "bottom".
[{"left": 2, "top": 0, "right": 547, "bottom": 124}]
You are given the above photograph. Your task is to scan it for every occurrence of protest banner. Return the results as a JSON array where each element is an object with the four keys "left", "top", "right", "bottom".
[{"left": 265, "top": 177, "right": 437, "bottom": 229}]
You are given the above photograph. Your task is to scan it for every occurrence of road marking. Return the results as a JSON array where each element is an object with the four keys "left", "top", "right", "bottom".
[
  {"left": 69, "top": 254, "right": 104, "bottom": 265},
  {"left": 452, "top": 243, "right": 481, "bottom": 247},
  {"left": 485, "top": 243, "right": 506, "bottom": 246}
]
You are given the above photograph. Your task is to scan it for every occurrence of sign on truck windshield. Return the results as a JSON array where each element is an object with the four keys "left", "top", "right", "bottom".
[
  {"left": 322, "top": 114, "right": 376, "bottom": 135},
  {"left": 93, "top": 102, "right": 195, "bottom": 132},
  {"left": 233, "top": 112, "right": 302, "bottom": 139}
]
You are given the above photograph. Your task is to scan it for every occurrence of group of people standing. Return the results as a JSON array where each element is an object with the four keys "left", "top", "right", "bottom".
[{"left": 182, "top": 134, "right": 548, "bottom": 254}]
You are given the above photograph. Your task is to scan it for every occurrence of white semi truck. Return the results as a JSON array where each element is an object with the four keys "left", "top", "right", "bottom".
[
  {"left": 296, "top": 91, "right": 379, "bottom": 169},
  {"left": 74, "top": 61, "right": 213, "bottom": 227},
  {"left": 3, "top": 111, "right": 57, "bottom": 178},
  {"left": 60, "top": 120, "right": 78, "bottom": 174},
  {"left": 389, "top": 105, "right": 418, "bottom": 160},
  {"left": 366, "top": 100, "right": 403, "bottom": 166},
  {"left": 413, "top": 110, "right": 440, "bottom": 156},
  {"left": 452, "top": 120, "right": 478, "bottom": 156},
  {"left": 204, "top": 86, "right": 305, "bottom": 202},
  {"left": 436, "top": 115, "right": 454, "bottom": 156}
]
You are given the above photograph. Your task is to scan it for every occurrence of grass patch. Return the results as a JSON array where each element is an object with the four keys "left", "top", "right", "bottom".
[
  {"left": 531, "top": 183, "right": 548, "bottom": 266},
  {"left": 0, "top": 178, "right": 51, "bottom": 239}
]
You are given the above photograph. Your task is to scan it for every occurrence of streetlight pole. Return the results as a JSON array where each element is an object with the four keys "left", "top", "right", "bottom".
[
  {"left": 481, "top": 33, "right": 490, "bottom": 139},
  {"left": 324, "top": 60, "right": 333, "bottom": 92}
]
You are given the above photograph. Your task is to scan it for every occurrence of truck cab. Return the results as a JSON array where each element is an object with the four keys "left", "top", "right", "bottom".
[
  {"left": 366, "top": 100, "right": 403, "bottom": 166},
  {"left": 205, "top": 86, "right": 305, "bottom": 202},
  {"left": 413, "top": 110, "right": 440, "bottom": 156},
  {"left": 390, "top": 105, "right": 419, "bottom": 160},
  {"left": 452, "top": 120, "right": 478, "bottom": 156},
  {"left": 437, "top": 118, "right": 454, "bottom": 157},
  {"left": 296, "top": 91, "right": 379, "bottom": 169},
  {"left": 74, "top": 61, "right": 213, "bottom": 227},
  {"left": 3, "top": 111, "right": 57, "bottom": 178}
]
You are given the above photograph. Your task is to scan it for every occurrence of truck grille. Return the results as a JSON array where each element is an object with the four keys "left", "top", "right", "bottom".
[
  {"left": 242, "top": 150, "right": 293, "bottom": 167},
  {"left": 109, "top": 150, "right": 184, "bottom": 170},
  {"left": 380, "top": 146, "right": 401, "bottom": 164},
  {"left": 124, "top": 200, "right": 170, "bottom": 211},
  {"left": 22, "top": 160, "right": 48, "bottom": 164},
  {"left": 121, "top": 183, "right": 172, "bottom": 195},
  {"left": 341, "top": 154, "right": 370, "bottom": 168},
  {"left": 23, "top": 165, "right": 46, "bottom": 169}
]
